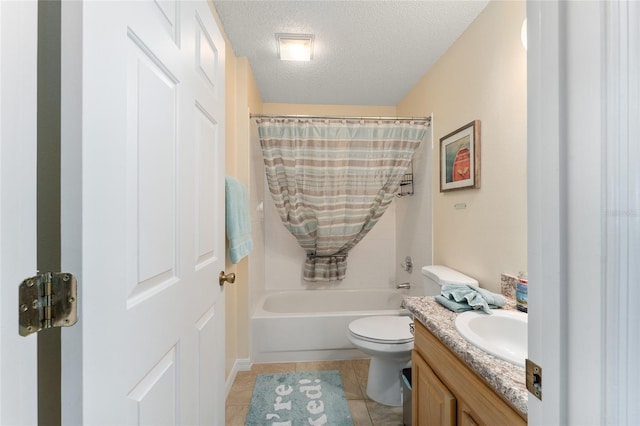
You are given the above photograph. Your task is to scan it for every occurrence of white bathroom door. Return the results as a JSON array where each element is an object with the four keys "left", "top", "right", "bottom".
[
  {"left": 0, "top": 1, "right": 39, "bottom": 425},
  {"left": 60, "top": 1, "right": 227, "bottom": 424}
]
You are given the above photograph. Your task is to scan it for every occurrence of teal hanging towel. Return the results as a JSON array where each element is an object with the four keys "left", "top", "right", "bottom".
[{"left": 225, "top": 176, "right": 253, "bottom": 264}]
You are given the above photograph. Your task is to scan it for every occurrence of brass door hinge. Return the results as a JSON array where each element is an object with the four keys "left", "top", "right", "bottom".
[{"left": 18, "top": 272, "right": 78, "bottom": 336}]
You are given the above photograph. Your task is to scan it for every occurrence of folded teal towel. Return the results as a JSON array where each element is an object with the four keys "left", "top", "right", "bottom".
[
  {"left": 225, "top": 176, "right": 253, "bottom": 264},
  {"left": 435, "top": 295, "right": 502, "bottom": 313},
  {"left": 438, "top": 284, "right": 506, "bottom": 314}
]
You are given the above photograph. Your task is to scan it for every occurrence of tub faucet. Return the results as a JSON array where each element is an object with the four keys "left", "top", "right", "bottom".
[{"left": 396, "top": 282, "right": 411, "bottom": 289}]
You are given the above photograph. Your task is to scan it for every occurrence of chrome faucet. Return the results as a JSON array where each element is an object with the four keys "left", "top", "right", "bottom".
[{"left": 396, "top": 282, "right": 411, "bottom": 289}]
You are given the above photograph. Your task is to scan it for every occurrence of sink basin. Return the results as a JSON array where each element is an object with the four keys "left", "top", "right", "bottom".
[{"left": 454, "top": 309, "right": 527, "bottom": 367}]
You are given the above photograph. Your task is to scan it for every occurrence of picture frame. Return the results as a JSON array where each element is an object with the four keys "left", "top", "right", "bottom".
[{"left": 440, "top": 120, "right": 481, "bottom": 192}]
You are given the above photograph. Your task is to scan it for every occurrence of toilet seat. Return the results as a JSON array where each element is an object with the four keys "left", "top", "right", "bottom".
[
  {"left": 347, "top": 316, "right": 414, "bottom": 406},
  {"left": 348, "top": 315, "right": 414, "bottom": 344}
]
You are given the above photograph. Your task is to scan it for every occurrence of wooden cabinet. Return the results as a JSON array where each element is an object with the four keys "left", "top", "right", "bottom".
[
  {"left": 412, "top": 349, "right": 456, "bottom": 426},
  {"left": 411, "top": 320, "right": 526, "bottom": 426}
]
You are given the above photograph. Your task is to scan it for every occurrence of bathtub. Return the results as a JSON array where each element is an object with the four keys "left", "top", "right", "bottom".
[{"left": 251, "top": 289, "right": 411, "bottom": 363}]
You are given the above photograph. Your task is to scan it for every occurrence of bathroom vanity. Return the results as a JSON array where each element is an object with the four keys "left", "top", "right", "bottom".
[{"left": 403, "top": 297, "right": 527, "bottom": 426}]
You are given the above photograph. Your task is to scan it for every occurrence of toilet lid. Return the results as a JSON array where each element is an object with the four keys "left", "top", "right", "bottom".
[
  {"left": 349, "top": 316, "right": 414, "bottom": 344},
  {"left": 421, "top": 265, "right": 479, "bottom": 287}
]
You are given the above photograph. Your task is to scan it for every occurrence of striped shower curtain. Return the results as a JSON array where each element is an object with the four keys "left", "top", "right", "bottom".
[{"left": 258, "top": 117, "right": 428, "bottom": 282}]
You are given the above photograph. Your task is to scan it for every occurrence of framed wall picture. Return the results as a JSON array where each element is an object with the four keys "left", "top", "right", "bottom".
[{"left": 440, "top": 120, "right": 481, "bottom": 192}]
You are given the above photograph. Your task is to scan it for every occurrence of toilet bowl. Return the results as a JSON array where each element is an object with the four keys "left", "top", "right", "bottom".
[
  {"left": 347, "top": 265, "right": 478, "bottom": 407},
  {"left": 347, "top": 315, "right": 414, "bottom": 406}
]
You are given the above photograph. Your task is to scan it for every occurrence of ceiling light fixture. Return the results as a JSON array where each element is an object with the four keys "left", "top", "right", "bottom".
[{"left": 276, "top": 33, "right": 314, "bottom": 61}]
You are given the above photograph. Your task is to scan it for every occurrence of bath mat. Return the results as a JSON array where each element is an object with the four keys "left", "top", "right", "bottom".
[{"left": 245, "top": 370, "right": 354, "bottom": 426}]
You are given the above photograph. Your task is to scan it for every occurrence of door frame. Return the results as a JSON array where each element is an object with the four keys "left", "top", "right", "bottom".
[
  {"left": 527, "top": 0, "right": 639, "bottom": 423},
  {"left": 0, "top": 1, "right": 39, "bottom": 425},
  {"left": 59, "top": 1, "right": 83, "bottom": 423}
]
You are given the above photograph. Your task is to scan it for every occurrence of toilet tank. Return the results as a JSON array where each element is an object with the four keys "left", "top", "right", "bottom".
[{"left": 421, "top": 265, "right": 479, "bottom": 296}]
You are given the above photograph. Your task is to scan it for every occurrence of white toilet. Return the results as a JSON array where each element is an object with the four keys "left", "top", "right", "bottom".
[{"left": 347, "top": 265, "right": 478, "bottom": 406}]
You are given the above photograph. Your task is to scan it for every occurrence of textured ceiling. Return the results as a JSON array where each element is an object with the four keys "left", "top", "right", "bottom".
[{"left": 212, "top": 1, "right": 489, "bottom": 106}]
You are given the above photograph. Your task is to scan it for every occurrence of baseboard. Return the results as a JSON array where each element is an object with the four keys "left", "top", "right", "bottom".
[
  {"left": 225, "top": 358, "right": 252, "bottom": 398},
  {"left": 251, "top": 348, "right": 367, "bottom": 364}
]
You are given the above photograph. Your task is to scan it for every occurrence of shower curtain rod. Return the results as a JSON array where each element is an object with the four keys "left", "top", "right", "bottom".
[{"left": 250, "top": 113, "right": 431, "bottom": 122}]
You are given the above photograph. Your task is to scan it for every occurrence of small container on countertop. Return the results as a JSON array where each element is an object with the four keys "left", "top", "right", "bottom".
[{"left": 516, "top": 273, "right": 528, "bottom": 313}]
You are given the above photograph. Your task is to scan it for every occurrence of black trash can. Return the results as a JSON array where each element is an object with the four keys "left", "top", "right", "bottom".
[{"left": 402, "top": 368, "right": 412, "bottom": 426}]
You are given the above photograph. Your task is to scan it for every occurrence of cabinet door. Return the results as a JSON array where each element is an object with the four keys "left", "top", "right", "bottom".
[
  {"left": 412, "top": 350, "right": 456, "bottom": 426},
  {"left": 458, "top": 402, "right": 480, "bottom": 426}
]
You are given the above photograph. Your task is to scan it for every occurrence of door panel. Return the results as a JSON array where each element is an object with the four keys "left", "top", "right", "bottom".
[
  {"left": 195, "top": 306, "right": 219, "bottom": 423},
  {"left": 154, "top": 0, "right": 178, "bottom": 41},
  {"left": 126, "top": 29, "right": 180, "bottom": 306},
  {"left": 195, "top": 104, "right": 219, "bottom": 269},
  {"left": 60, "top": 1, "right": 226, "bottom": 424},
  {"left": 127, "top": 347, "right": 178, "bottom": 425}
]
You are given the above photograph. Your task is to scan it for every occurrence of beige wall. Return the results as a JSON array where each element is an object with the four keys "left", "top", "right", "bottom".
[
  {"left": 213, "top": 0, "right": 264, "bottom": 379},
  {"left": 263, "top": 103, "right": 395, "bottom": 117},
  {"left": 224, "top": 55, "right": 264, "bottom": 377},
  {"left": 397, "top": 0, "right": 527, "bottom": 291}
]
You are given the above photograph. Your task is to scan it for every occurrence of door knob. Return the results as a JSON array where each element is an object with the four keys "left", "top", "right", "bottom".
[{"left": 219, "top": 271, "right": 236, "bottom": 286}]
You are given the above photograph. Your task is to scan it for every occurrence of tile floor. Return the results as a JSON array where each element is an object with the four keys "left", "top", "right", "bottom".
[{"left": 225, "top": 359, "right": 404, "bottom": 426}]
